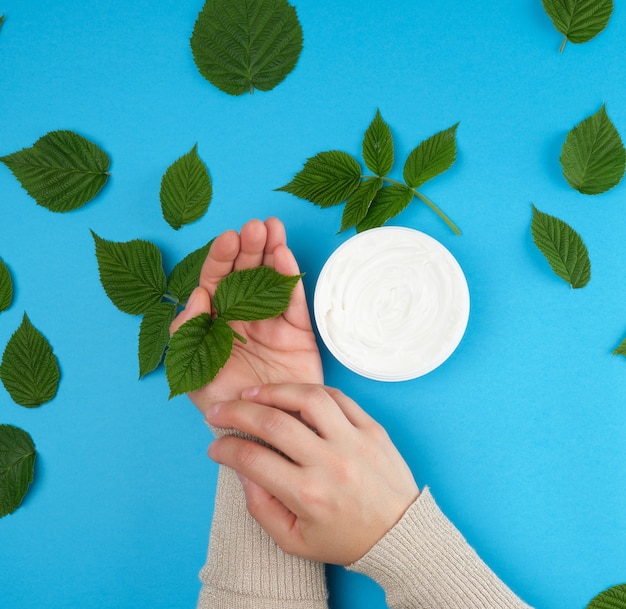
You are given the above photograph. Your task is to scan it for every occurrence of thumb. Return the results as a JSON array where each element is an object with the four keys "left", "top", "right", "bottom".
[
  {"left": 170, "top": 286, "right": 212, "bottom": 335},
  {"left": 239, "top": 474, "right": 304, "bottom": 557}
]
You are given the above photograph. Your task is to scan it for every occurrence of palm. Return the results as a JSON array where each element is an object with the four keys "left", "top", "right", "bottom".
[{"left": 171, "top": 218, "right": 323, "bottom": 417}]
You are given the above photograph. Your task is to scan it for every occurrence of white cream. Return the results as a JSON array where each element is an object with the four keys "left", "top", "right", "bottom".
[{"left": 314, "top": 227, "right": 470, "bottom": 381}]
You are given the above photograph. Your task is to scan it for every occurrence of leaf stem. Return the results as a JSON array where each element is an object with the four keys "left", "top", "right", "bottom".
[
  {"left": 232, "top": 329, "right": 248, "bottom": 344},
  {"left": 559, "top": 35, "right": 567, "bottom": 53},
  {"left": 162, "top": 293, "right": 181, "bottom": 306},
  {"left": 367, "top": 176, "right": 462, "bottom": 235}
]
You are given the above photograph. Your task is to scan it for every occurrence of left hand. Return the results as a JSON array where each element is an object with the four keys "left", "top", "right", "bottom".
[
  {"left": 206, "top": 383, "right": 420, "bottom": 565},
  {"left": 170, "top": 218, "right": 323, "bottom": 417}
]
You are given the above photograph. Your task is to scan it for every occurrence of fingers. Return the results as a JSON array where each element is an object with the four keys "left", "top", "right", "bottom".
[
  {"left": 237, "top": 384, "right": 356, "bottom": 440},
  {"left": 170, "top": 286, "right": 211, "bottom": 335},
  {"left": 207, "top": 398, "right": 322, "bottom": 464},
  {"left": 198, "top": 218, "right": 289, "bottom": 296},
  {"left": 199, "top": 229, "right": 240, "bottom": 295},
  {"left": 239, "top": 475, "right": 304, "bottom": 557},
  {"left": 208, "top": 435, "right": 302, "bottom": 511},
  {"left": 233, "top": 219, "right": 268, "bottom": 271},
  {"left": 271, "top": 243, "right": 312, "bottom": 331},
  {"left": 240, "top": 383, "right": 377, "bottom": 435},
  {"left": 262, "top": 217, "right": 287, "bottom": 268}
]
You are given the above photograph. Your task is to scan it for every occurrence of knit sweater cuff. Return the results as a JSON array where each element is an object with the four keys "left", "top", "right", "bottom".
[
  {"left": 347, "top": 487, "right": 531, "bottom": 609},
  {"left": 197, "top": 587, "right": 330, "bottom": 609}
]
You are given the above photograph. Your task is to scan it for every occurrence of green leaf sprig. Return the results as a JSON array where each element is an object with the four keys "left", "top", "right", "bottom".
[
  {"left": 584, "top": 583, "right": 626, "bottom": 609},
  {"left": 561, "top": 104, "right": 625, "bottom": 195},
  {"left": 542, "top": 0, "right": 613, "bottom": 53},
  {"left": 277, "top": 110, "right": 461, "bottom": 234},
  {"left": 92, "top": 232, "right": 213, "bottom": 378},
  {"left": 0, "top": 257, "right": 13, "bottom": 313},
  {"left": 0, "top": 424, "right": 36, "bottom": 519},
  {"left": 160, "top": 144, "right": 213, "bottom": 230},
  {"left": 0, "top": 14, "right": 5, "bottom": 33},
  {"left": 531, "top": 205, "right": 591, "bottom": 289},
  {"left": 0, "top": 130, "right": 110, "bottom": 212},
  {"left": 92, "top": 232, "right": 301, "bottom": 393},
  {"left": 190, "top": 0, "right": 303, "bottom": 96},
  {"left": 165, "top": 267, "right": 301, "bottom": 397},
  {"left": 0, "top": 313, "right": 60, "bottom": 407}
]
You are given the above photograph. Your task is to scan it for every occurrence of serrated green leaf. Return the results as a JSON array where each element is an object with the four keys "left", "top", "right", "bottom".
[
  {"left": 138, "top": 302, "right": 177, "bottom": 378},
  {"left": 542, "top": 0, "right": 613, "bottom": 50},
  {"left": 0, "top": 257, "right": 12, "bottom": 313},
  {"left": 362, "top": 110, "right": 394, "bottom": 177},
  {"left": 191, "top": 0, "right": 303, "bottom": 96},
  {"left": 160, "top": 144, "right": 212, "bottom": 230},
  {"left": 0, "top": 130, "right": 110, "bottom": 212},
  {"left": 0, "top": 313, "right": 60, "bottom": 407},
  {"left": 356, "top": 184, "right": 414, "bottom": 232},
  {"left": 403, "top": 124, "right": 459, "bottom": 189},
  {"left": 92, "top": 231, "right": 167, "bottom": 315},
  {"left": 0, "top": 424, "right": 36, "bottom": 518},
  {"left": 585, "top": 583, "right": 626, "bottom": 609},
  {"left": 165, "top": 314, "right": 233, "bottom": 398},
  {"left": 560, "top": 105, "right": 625, "bottom": 195},
  {"left": 167, "top": 239, "right": 215, "bottom": 304},
  {"left": 613, "top": 337, "right": 626, "bottom": 358},
  {"left": 276, "top": 150, "right": 361, "bottom": 208},
  {"left": 531, "top": 205, "right": 590, "bottom": 289},
  {"left": 340, "top": 177, "right": 383, "bottom": 232},
  {"left": 214, "top": 267, "right": 301, "bottom": 321}
]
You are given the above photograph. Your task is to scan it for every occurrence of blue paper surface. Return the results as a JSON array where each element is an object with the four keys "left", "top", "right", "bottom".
[{"left": 1, "top": 2, "right": 625, "bottom": 608}]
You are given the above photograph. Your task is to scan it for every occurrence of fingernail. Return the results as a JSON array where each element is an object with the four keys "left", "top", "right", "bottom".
[
  {"left": 242, "top": 385, "right": 260, "bottom": 399},
  {"left": 236, "top": 472, "right": 249, "bottom": 488},
  {"left": 205, "top": 402, "right": 222, "bottom": 422}
]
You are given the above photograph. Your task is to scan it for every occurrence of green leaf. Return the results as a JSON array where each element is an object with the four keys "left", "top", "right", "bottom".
[
  {"left": 356, "top": 184, "right": 414, "bottom": 232},
  {"left": 0, "top": 15, "right": 4, "bottom": 32},
  {"left": 362, "top": 110, "right": 394, "bottom": 177},
  {"left": 340, "top": 177, "right": 383, "bottom": 232},
  {"left": 560, "top": 105, "right": 625, "bottom": 195},
  {"left": 191, "top": 0, "right": 303, "bottom": 96},
  {"left": 403, "top": 124, "right": 459, "bottom": 189},
  {"left": 0, "top": 257, "right": 13, "bottom": 313},
  {"left": 92, "top": 231, "right": 167, "bottom": 315},
  {"left": 531, "top": 205, "right": 591, "bottom": 289},
  {"left": 613, "top": 337, "right": 626, "bottom": 358},
  {"left": 167, "top": 239, "right": 214, "bottom": 304},
  {"left": 0, "top": 313, "right": 60, "bottom": 407},
  {"left": 165, "top": 314, "right": 233, "bottom": 398},
  {"left": 138, "top": 302, "right": 177, "bottom": 378},
  {"left": 0, "top": 424, "right": 36, "bottom": 518},
  {"left": 160, "top": 144, "right": 212, "bottom": 230},
  {"left": 276, "top": 151, "right": 362, "bottom": 207},
  {"left": 542, "top": 0, "right": 613, "bottom": 50},
  {"left": 585, "top": 583, "right": 626, "bottom": 609},
  {"left": 214, "top": 266, "right": 301, "bottom": 321},
  {"left": 0, "top": 130, "right": 110, "bottom": 212}
]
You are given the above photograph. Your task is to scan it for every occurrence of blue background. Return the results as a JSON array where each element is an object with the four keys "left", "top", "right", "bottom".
[{"left": 1, "top": 1, "right": 625, "bottom": 608}]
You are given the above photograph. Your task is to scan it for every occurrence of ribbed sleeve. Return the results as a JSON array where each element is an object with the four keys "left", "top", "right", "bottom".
[
  {"left": 347, "top": 487, "right": 532, "bottom": 609},
  {"left": 196, "top": 465, "right": 328, "bottom": 609}
]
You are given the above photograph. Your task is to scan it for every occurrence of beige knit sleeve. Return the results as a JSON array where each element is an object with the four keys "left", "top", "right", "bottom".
[
  {"left": 196, "top": 424, "right": 328, "bottom": 609},
  {"left": 347, "top": 487, "right": 532, "bottom": 609}
]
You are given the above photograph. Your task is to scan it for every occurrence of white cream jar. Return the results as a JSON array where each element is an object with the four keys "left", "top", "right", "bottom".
[{"left": 313, "top": 227, "right": 470, "bottom": 381}]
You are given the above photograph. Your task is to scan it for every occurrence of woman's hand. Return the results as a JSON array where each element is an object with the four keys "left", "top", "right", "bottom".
[
  {"left": 206, "top": 383, "right": 420, "bottom": 566},
  {"left": 171, "top": 218, "right": 323, "bottom": 417}
]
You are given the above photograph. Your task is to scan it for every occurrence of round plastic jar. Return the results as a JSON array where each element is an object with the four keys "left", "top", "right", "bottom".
[{"left": 313, "top": 226, "right": 470, "bottom": 381}]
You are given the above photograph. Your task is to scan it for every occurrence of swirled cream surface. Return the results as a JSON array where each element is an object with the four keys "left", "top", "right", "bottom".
[{"left": 314, "top": 227, "right": 470, "bottom": 381}]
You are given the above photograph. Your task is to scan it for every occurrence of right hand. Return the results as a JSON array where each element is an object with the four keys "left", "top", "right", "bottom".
[{"left": 206, "top": 383, "right": 420, "bottom": 565}]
